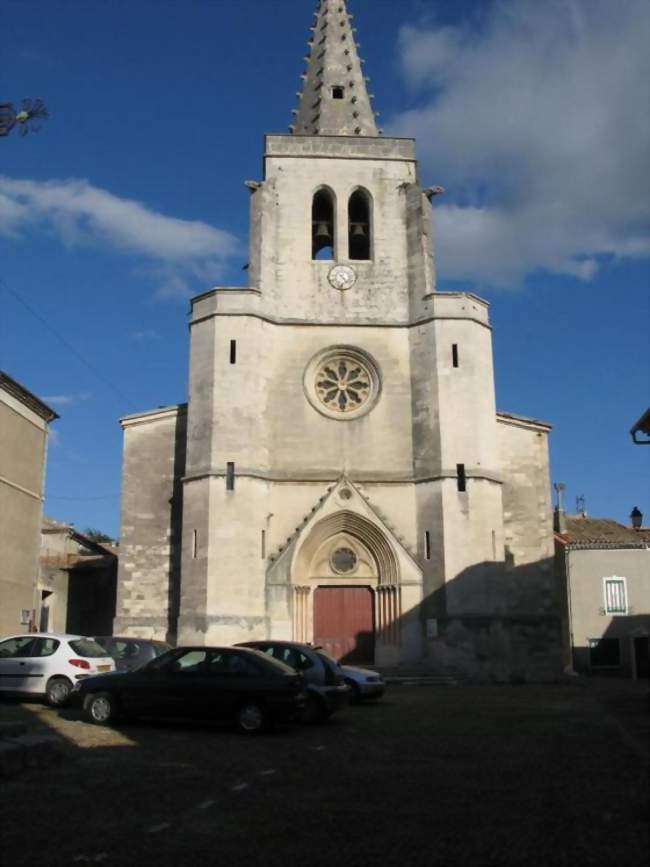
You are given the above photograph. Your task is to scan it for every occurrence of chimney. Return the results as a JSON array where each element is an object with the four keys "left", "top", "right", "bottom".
[{"left": 553, "top": 482, "right": 567, "bottom": 533}]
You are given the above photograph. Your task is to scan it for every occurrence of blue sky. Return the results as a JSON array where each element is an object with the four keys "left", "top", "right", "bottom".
[{"left": 1, "top": 0, "right": 648, "bottom": 539}]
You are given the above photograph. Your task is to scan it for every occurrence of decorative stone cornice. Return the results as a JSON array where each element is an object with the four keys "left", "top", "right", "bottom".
[{"left": 120, "top": 403, "right": 187, "bottom": 428}]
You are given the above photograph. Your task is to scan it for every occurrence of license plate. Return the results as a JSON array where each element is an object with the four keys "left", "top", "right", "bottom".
[{"left": 96, "top": 665, "right": 111, "bottom": 672}]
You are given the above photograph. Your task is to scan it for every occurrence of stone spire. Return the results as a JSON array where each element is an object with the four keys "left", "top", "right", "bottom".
[{"left": 291, "top": 0, "right": 379, "bottom": 137}]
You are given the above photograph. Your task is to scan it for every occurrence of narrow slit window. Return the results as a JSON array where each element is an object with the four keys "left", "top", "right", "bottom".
[
  {"left": 348, "top": 188, "right": 371, "bottom": 260},
  {"left": 332, "top": 85, "right": 345, "bottom": 99},
  {"left": 424, "top": 531, "right": 431, "bottom": 561},
  {"left": 226, "top": 462, "right": 235, "bottom": 491},
  {"left": 312, "top": 188, "right": 335, "bottom": 260},
  {"left": 192, "top": 530, "right": 198, "bottom": 559},
  {"left": 456, "top": 463, "right": 467, "bottom": 492},
  {"left": 229, "top": 340, "right": 237, "bottom": 364},
  {"left": 452, "top": 344, "right": 459, "bottom": 368},
  {"left": 261, "top": 529, "right": 266, "bottom": 559}
]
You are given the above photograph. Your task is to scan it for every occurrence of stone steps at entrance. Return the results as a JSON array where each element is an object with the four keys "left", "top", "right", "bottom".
[{"left": 377, "top": 669, "right": 464, "bottom": 687}]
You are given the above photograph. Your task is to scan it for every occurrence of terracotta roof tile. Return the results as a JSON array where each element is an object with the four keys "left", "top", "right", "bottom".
[{"left": 562, "top": 515, "right": 647, "bottom": 547}]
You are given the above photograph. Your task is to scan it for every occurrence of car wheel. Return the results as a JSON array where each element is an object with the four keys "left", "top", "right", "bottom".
[
  {"left": 237, "top": 702, "right": 269, "bottom": 734},
  {"left": 46, "top": 677, "right": 72, "bottom": 707},
  {"left": 299, "top": 694, "right": 326, "bottom": 724},
  {"left": 85, "top": 692, "right": 117, "bottom": 726},
  {"left": 345, "top": 679, "right": 361, "bottom": 704}
]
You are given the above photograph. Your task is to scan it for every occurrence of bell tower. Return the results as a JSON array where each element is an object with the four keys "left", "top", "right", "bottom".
[{"left": 172, "top": 0, "right": 501, "bottom": 661}]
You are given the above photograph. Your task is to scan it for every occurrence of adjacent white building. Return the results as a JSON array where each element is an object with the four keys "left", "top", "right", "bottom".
[{"left": 114, "top": 0, "right": 559, "bottom": 679}]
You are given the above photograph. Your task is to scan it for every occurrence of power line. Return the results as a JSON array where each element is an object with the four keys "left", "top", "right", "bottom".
[
  {"left": 47, "top": 493, "right": 120, "bottom": 501},
  {"left": 0, "top": 276, "right": 139, "bottom": 412}
]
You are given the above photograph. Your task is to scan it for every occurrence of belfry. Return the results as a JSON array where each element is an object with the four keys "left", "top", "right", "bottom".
[{"left": 115, "top": 0, "right": 560, "bottom": 678}]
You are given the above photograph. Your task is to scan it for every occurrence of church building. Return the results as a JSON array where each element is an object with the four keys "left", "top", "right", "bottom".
[{"left": 114, "top": 0, "right": 561, "bottom": 679}]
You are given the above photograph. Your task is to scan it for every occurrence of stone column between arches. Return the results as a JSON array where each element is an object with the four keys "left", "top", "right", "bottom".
[{"left": 293, "top": 586, "right": 311, "bottom": 644}]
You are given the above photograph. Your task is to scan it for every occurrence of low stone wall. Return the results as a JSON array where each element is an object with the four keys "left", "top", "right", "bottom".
[{"left": 426, "top": 615, "right": 563, "bottom": 683}]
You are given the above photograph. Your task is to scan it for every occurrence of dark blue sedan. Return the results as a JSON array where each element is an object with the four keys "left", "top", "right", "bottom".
[{"left": 72, "top": 646, "right": 305, "bottom": 733}]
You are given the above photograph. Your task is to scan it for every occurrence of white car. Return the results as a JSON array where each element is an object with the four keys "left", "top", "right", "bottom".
[
  {"left": 341, "top": 665, "right": 385, "bottom": 702},
  {"left": 0, "top": 633, "right": 115, "bottom": 706}
]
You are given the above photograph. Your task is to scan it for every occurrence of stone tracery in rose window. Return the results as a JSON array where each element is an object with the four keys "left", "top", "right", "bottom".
[{"left": 315, "top": 356, "right": 371, "bottom": 413}]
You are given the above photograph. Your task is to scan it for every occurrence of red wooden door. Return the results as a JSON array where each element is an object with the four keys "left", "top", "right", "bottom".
[{"left": 313, "top": 586, "right": 375, "bottom": 664}]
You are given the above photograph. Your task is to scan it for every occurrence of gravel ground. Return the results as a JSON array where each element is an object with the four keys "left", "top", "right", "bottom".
[{"left": 1, "top": 679, "right": 648, "bottom": 867}]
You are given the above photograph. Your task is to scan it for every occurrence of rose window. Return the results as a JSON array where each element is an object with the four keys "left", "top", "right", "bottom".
[
  {"left": 331, "top": 547, "right": 358, "bottom": 574},
  {"left": 304, "top": 346, "right": 380, "bottom": 420},
  {"left": 315, "top": 356, "right": 371, "bottom": 413}
]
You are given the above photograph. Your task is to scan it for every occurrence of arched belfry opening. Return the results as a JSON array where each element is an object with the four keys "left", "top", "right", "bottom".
[
  {"left": 348, "top": 188, "right": 372, "bottom": 260},
  {"left": 312, "top": 187, "right": 335, "bottom": 260}
]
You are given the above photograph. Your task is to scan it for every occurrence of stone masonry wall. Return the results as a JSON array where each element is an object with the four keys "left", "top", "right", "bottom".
[{"left": 114, "top": 405, "right": 186, "bottom": 641}]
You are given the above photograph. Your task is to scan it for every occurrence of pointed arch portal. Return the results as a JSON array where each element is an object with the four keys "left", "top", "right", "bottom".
[{"left": 291, "top": 511, "right": 401, "bottom": 663}]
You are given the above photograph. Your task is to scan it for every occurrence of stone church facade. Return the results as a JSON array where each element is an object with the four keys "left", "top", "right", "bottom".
[{"left": 115, "top": 0, "right": 560, "bottom": 679}]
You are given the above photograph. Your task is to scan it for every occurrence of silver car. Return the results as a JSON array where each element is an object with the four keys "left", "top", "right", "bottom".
[
  {"left": 93, "top": 636, "right": 172, "bottom": 672},
  {"left": 341, "top": 664, "right": 385, "bottom": 702},
  {"left": 237, "top": 640, "right": 349, "bottom": 723},
  {"left": 0, "top": 633, "right": 115, "bottom": 706}
]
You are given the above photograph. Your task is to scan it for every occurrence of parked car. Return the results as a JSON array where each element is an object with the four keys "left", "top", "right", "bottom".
[
  {"left": 0, "top": 633, "right": 115, "bottom": 706},
  {"left": 93, "top": 636, "right": 172, "bottom": 672},
  {"left": 237, "top": 640, "right": 349, "bottom": 723},
  {"left": 73, "top": 645, "right": 305, "bottom": 733},
  {"left": 341, "top": 665, "right": 385, "bottom": 702}
]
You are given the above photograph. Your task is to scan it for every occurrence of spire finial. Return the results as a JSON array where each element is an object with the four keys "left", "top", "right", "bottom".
[{"left": 292, "top": 0, "right": 378, "bottom": 137}]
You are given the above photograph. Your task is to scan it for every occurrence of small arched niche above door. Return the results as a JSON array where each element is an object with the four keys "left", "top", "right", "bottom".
[{"left": 308, "top": 532, "right": 378, "bottom": 581}]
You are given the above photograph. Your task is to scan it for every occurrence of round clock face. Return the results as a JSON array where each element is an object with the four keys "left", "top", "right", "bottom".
[{"left": 328, "top": 264, "right": 357, "bottom": 291}]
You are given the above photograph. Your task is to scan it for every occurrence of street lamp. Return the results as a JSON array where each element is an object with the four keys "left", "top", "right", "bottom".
[
  {"left": 0, "top": 98, "right": 48, "bottom": 137},
  {"left": 630, "top": 408, "right": 650, "bottom": 444}
]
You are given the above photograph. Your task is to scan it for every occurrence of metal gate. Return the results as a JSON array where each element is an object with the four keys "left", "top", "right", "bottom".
[{"left": 313, "top": 586, "right": 375, "bottom": 664}]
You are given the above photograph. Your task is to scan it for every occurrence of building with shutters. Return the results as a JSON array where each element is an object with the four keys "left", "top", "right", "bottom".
[
  {"left": 555, "top": 513, "right": 650, "bottom": 679},
  {"left": 114, "top": 0, "right": 560, "bottom": 679}
]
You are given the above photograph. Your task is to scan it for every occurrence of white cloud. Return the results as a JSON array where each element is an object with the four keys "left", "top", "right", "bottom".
[
  {"left": 389, "top": 0, "right": 650, "bottom": 289},
  {"left": 0, "top": 176, "right": 240, "bottom": 298},
  {"left": 42, "top": 393, "right": 92, "bottom": 407},
  {"left": 131, "top": 329, "right": 161, "bottom": 341}
]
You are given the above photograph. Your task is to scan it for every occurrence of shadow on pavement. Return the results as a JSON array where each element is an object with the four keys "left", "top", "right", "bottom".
[{"left": 1, "top": 682, "right": 648, "bottom": 867}]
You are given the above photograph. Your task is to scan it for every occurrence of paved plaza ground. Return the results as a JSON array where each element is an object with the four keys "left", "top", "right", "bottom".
[{"left": 1, "top": 678, "right": 648, "bottom": 867}]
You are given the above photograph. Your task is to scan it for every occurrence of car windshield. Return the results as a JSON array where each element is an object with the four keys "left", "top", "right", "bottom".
[
  {"left": 153, "top": 643, "right": 172, "bottom": 656},
  {"left": 246, "top": 648, "right": 296, "bottom": 675},
  {"left": 314, "top": 647, "right": 340, "bottom": 667},
  {"left": 68, "top": 638, "right": 109, "bottom": 658},
  {"left": 145, "top": 649, "right": 179, "bottom": 670}
]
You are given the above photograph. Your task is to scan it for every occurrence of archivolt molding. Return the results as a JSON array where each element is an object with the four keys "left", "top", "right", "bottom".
[
  {"left": 266, "top": 476, "right": 423, "bottom": 591},
  {"left": 293, "top": 510, "right": 399, "bottom": 585}
]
